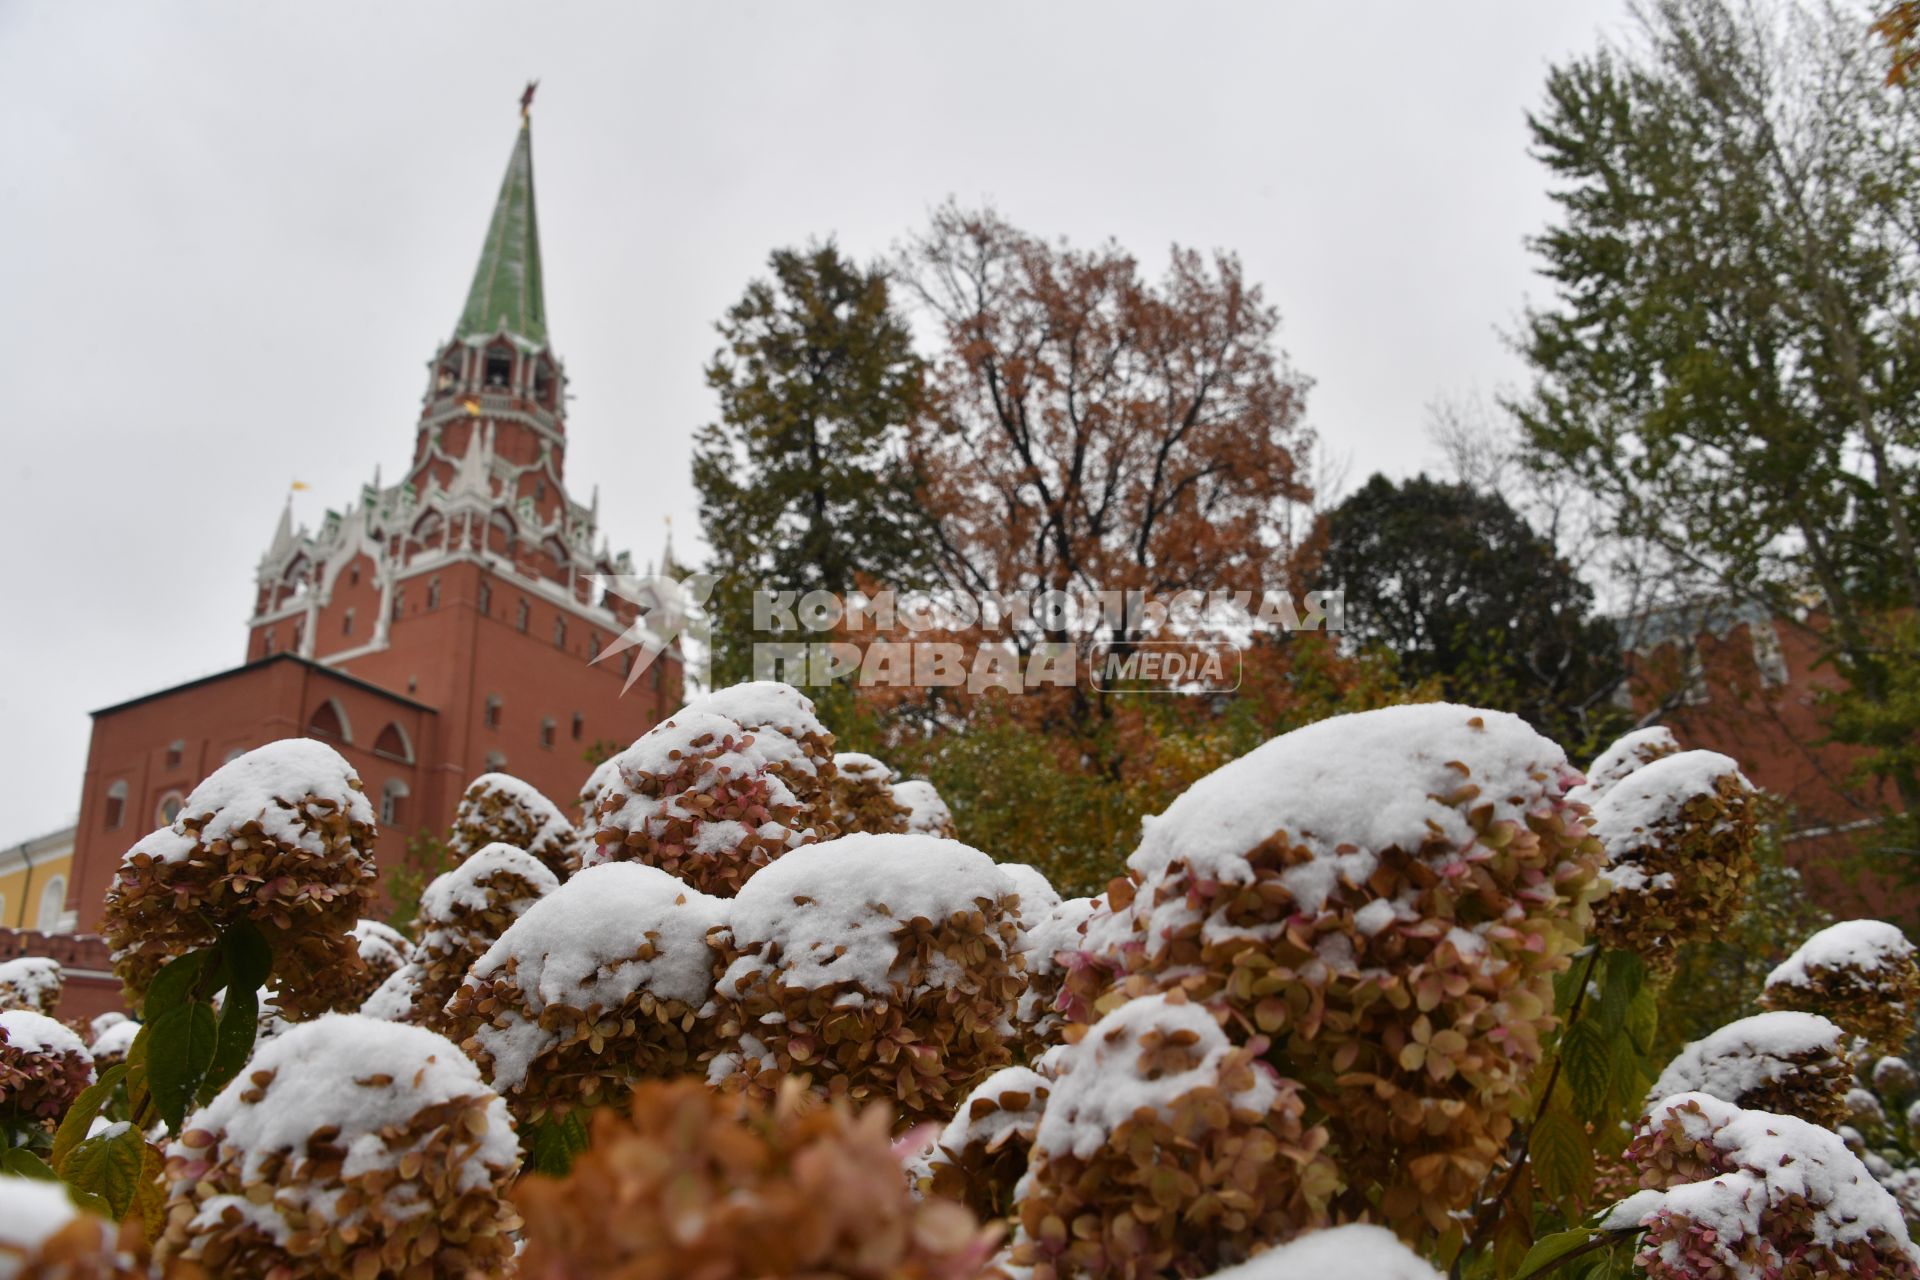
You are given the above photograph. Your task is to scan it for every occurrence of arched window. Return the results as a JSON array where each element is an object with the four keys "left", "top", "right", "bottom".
[
  {"left": 571, "top": 712, "right": 583, "bottom": 741},
  {"left": 342, "top": 607, "right": 356, "bottom": 636},
  {"left": 553, "top": 616, "right": 567, "bottom": 648},
  {"left": 373, "top": 722, "right": 413, "bottom": 763},
  {"left": 484, "top": 346, "right": 513, "bottom": 389},
  {"left": 478, "top": 579, "right": 492, "bottom": 615},
  {"left": 380, "top": 778, "right": 410, "bottom": 827},
  {"left": 165, "top": 740, "right": 184, "bottom": 769},
  {"left": 484, "top": 694, "right": 502, "bottom": 729},
  {"left": 516, "top": 599, "right": 530, "bottom": 633},
  {"left": 36, "top": 876, "right": 66, "bottom": 932},
  {"left": 155, "top": 791, "right": 185, "bottom": 826},
  {"left": 307, "top": 699, "right": 351, "bottom": 743},
  {"left": 540, "top": 717, "right": 556, "bottom": 750},
  {"left": 390, "top": 586, "right": 405, "bottom": 622},
  {"left": 427, "top": 577, "right": 442, "bottom": 610},
  {"left": 104, "top": 780, "right": 128, "bottom": 829},
  {"left": 264, "top": 627, "right": 277, "bottom": 656}
]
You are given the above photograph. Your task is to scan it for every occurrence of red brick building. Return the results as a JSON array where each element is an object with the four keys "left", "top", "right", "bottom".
[{"left": 58, "top": 109, "right": 681, "bottom": 980}]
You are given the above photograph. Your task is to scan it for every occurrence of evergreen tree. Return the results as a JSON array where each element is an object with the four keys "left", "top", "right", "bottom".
[
  {"left": 1320, "top": 473, "right": 1626, "bottom": 756},
  {"left": 693, "top": 243, "right": 929, "bottom": 685}
]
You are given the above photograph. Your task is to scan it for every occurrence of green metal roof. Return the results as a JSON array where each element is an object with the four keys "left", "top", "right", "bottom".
[{"left": 457, "top": 120, "right": 548, "bottom": 348}]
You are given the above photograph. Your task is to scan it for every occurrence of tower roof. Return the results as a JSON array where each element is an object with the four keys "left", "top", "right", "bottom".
[{"left": 457, "top": 117, "right": 548, "bottom": 348}]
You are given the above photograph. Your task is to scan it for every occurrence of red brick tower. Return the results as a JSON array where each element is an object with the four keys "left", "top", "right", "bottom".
[{"left": 65, "top": 103, "right": 680, "bottom": 949}]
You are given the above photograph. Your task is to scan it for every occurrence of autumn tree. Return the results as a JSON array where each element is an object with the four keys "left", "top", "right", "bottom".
[
  {"left": 693, "top": 242, "right": 929, "bottom": 685},
  {"left": 1518, "top": 0, "right": 1920, "bottom": 832},
  {"left": 1320, "top": 473, "right": 1627, "bottom": 757},
  {"left": 896, "top": 204, "right": 1315, "bottom": 690}
]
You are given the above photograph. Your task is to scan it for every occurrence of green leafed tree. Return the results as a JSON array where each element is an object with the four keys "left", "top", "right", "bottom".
[
  {"left": 1516, "top": 0, "right": 1920, "bottom": 829},
  {"left": 1319, "top": 473, "right": 1627, "bottom": 758},
  {"left": 693, "top": 242, "right": 931, "bottom": 686}
]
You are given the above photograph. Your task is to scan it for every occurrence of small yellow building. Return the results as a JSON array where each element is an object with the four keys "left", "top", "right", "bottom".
[{"left": 0, "top": 824, "right": 76, "bottom": 933}]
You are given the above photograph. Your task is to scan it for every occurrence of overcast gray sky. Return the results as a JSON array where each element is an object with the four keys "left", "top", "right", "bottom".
[{"left": 0, "top": 2, "right": 1633, "bottom": 844}]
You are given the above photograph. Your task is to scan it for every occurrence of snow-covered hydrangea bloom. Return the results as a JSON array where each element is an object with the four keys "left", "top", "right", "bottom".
[
  {"left": 1196, "top": 1223, "right": 1443, "bottom": 1280},
  {"left": 892, "top": 778, "right": 957, "bottom": 838},
  {"left": 1647, "top": 1011, "right": 1852, "bottom": 1128},
  {"left": 584, "top": 682, "right": 838, "bottom": 896},
  {"left": 918, "top": 1064, "right": 1050, "bottom": 1221},
  {"left": 0, "top": 958, "right": 62, "bottom": 1016},
  {"left": 1010, "top": 992, "right": 1335, "bottom": 1280},
  {"left": 0, "top": 1010, "right": 94, "bottom": 1129},
  {"left": 448, "top": 771, "right": 578, "bottom": 880},
  {"left": 1762, "top": 919, "right": 1920, "bottom": 1054},
  {"left": 371, "top": 843, "right": 557, "bottom": 1031},
  {"left": 441, "top": 861, "right": 726, "bottom": 1125},
  {"left": 827, "top": 751, "right": 911, "bottom": 834},
  {"left": 1066, "top": 703, "right": 1602, "bottom": 1238},
  {"left": 514, "top": 1079, "right": 997, "bottom": 1280},
  {"left": 1604, "top": 1091, "right": 1920, "bottom": 1279},
  {"left": 0, "top": 1175, "right": 146, "bottom": 1278},
  {"left": 100, "top": 738, "right": 378, "bottom": 1019},
  {"left": 1570, "top": 725, "right": 1681, "bottom": 806},
  {"left": 333, "top": 918, "right": 413, "bottom": 1011},
  {"left": 1588, "top": 749, "right": 1757, "bottom": 967},
  {"left": 708, "top": 832, "right": 1025, "bottom": 1127},
  {"left": 157, "top": 1014, "right": 520, "bottom": 1279},
  {"left": 1014, "top": 894, "right": 1098, "bottom": 1048},
  {"left": 87, "top": 1019, "right": 140, "bottom": 1071}
]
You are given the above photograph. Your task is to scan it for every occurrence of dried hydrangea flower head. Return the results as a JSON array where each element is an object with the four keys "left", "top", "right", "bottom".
[
  {"left": 515, "top": 1077, "right": 998, "bottom": 1280},
  {"left": 709, "top": 832, "right": 1026, "bottom": 1128},
  {"left": 1011, "top": 992, "right": 1335, "bottom": 1280},
  {"left": 0, "top": 958, "right": 62, "bottom": 1016},
  {"left": 827, "top": 751, "right": 911, "bottom": 834},
  {"left": 333, "top": 918, "right": 413, "bottom": 1011},
  {"left": 1603, "top": 1091, "right": 1920, "bottom": 1279},
  {"left": 100, "top": 738, "right": 378, "bottom": 1019},
  {"left": 1874, "top": 1055, "right": 1920, "bottom": 1106},
  {"left": 892, "top": 778, "right": 957, "bottom": 838},
  {"left": 156, "top": 1014, "right": 520, "bottom": 1280},
  {"left": 1015, "top": 895, "right": 1098, "bottom": 1049},
  {"left": 1070, "top": 703, "right": 1602, "bottom": 1238},
  {"left": 0, "top": 1010, "right": 94, "bottom": 1130},
  {"left": 441, "top": 861, "right": 726, "bottom": 1125},
  {"left": 1647, "top": 1011, "right": 1854, "bottom": 1128},
  {"left": 372, "top": 843, "right": 558, "bottom": 1031},
  {"left": 0, "top": 1177, "right": 148, "bottom": 1280},
  {"left": 449, "top": 771, "right": 579, "bottom": 880},
  {"left": 1762, "top": 919, "right": 1920, "bottom": 1055},
  {"left": 1195, "top": 1223, "right": 1444, "bottom": 1280},
  {"left": 87, "top": 1020, "right": 140, "bottom": 1072},
  {"left": 585, "top": 687, "right": 837, "bottom": 897},
  {"left": 1569, "top": 725, "right": 1682, "bottom": 806},
  {"left": 920, "top": 1064, "right": 1050, "bottom": 1221},
  {"left": 1588, "top": 750, "right": 1757, "bottom": 968}
]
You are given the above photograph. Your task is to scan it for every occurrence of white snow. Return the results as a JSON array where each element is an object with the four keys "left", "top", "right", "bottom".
[
  {"left": 833, "top": 752, "right": 893, "bottom": 783},
  {"left": 929, "top": 1066, "right": 1049, "bottom": 1165},
  {"left": 460, "top": 862, "right": 728, "bottom": 1090},
  {"left": 684, "top": 681, "right": 826, "bottom": 742},
  {"left": 170, "top": 1014, "right": 517, "bottom": 1225},
  {"left": 998, "top": 863, "right": 1062, "bottom": 927},
  {"left": 418, "top": 843, "right": 558, "bottom": 920},
  {"left": 891, "top": 780, "right": 954, "bottom": 836},
  {"left": 1767, "top": 920, "right": 1917, "bottom": 991},
  {"left": 1032, "top": 994, "right": 1276, "bottom": 1162},
  {"left": 0, "top": 1008, "right": 89, "bottom": 1062},
  {"left": 89, "top": 1020, "right": 140, "bottom": 1063},
  {"left": 1601, "top": 1091, "right": 1920, "bottom": 1269},
  {"left": 0, "top": 1175, "right": 98, "bottom": 1264},
  {"left": 0, "top": 958, "right": 61, "bottom": 1011},
  {"left": 165, "top": 738, "right": 374, "bottom": 858},
  {"left": 1572, "top": 726, "right": 1681, "bottom": 804},
  {"left": 87, "top": 1012, "right": 128, "bottom": 1041},
  {"left": 360, "top": 964, "right": 424, "bottom": 1022},
  {"left": 352, "top": 919, "right": 413, "bottom": 971},
  {"left": 1647, "top": 1011, "right": 1846, "bottom": 1110},
  {"left": 717, "top": 833, "right": 1014, "bottom": 994},
  {"left": 1200, "top": 1224, "right": 1444, "bottom": 1280},
  {"left": 452, "top": 773, "right": 575, "bottom": 857}
]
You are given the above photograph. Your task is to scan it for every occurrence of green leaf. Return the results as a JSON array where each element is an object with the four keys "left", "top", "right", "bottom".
[
  {"left": 1625, "top": 984, "right": 1659, "bottom": 1056},
  {"left": 147, "top": 1003, "right": 218, "bottom": 1132},
  {"left": 1530, "top": 1107, "right": 1593, "bottom": 1204},
  {"left": 123, "top": 1024, "right": 151, "bottom": 1127},
  {"left": 51, "top": 1064, "right": 127, "bottom": 1174},
  {"left": 220, "top": 917, "right": 273, "bottom": 993},
  {"left": 1561, "top": 1019, "right": 1614, "bottom": 1118},
  {"left": 1, "top": 1146, "right": 58, "bottom": 1180},
  {"left": 524, "top": 1110, "right": 589, "bottom": 1176},
  {"left": 201, "top": 986, "right": 258, "bottom": 1104},
  {"left": 143, "top": 949, "right": 212, "bottom": 1022},
  {"left": 60, "top": 1125, "right": 146, "bottom": 1220},
  {"left": 1597, "top": 950, "right": 1645, "bottom": 1034},
  {"left": 1513, "top": 1226, "right": 1595, "bottom": 1279},
  {"left": 1607, "top": 1031, "right": 1650, "bottom": 1116}
]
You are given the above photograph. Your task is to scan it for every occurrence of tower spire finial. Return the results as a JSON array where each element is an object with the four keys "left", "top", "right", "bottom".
[{"left": 520, "top": 80, "right": 539, "bottom": 122}]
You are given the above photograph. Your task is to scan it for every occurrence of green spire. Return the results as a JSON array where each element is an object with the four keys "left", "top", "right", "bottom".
[{"left": 457, "top": 119, "right": 547, "bottom": 347}]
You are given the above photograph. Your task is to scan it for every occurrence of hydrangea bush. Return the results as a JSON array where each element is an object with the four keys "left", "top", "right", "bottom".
[{"left": 448, "top": 771, "right": 579, "bottom": 880}]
